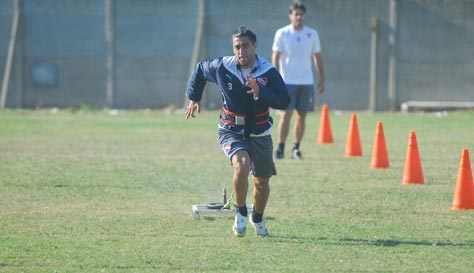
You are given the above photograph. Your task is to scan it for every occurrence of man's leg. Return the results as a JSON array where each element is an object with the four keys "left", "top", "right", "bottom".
[
  {"left": 276, "top": 110, "right": 293, "bottom": 158},
  {"left": 252, "top": 176, "right": 270, "bottom": 214},
  {"left": 292, "top": 110, "right": 307, "bottom": 159},
  {"left": 231, "top": 150, "right": 251, "bottom": 237},
  {"left": 294, "top": 109, "right": 307, "bottom": 144},
  {"left": 231, "top": 150, "right": 251, "bottom": 208},
  {"left": 250, "top": 176, "right": 270, "bottom": 237}
]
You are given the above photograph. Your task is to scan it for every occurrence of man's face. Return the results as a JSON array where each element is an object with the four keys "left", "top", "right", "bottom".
[
  {"left": 289, "top": 8, "right": 305, "bottom": 29},
  {"left": 232, "top": 36, "right": 257, "bottom": 69}
]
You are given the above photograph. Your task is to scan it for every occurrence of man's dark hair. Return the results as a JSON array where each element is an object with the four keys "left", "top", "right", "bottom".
[
  {"left": 289, "top": 1, "right": 306, "bottom": 14},
  {"left": 232, "top": 25, "right": 257, "bottom": 44}
]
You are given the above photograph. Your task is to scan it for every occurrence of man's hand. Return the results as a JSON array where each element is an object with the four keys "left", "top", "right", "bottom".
[
  {"left": 245, "top": 74, "right": 260, "bottom": 97},
  {"left": 317, "top": 80, "right": 325, "bottom": 93},
  {"left": 185, "top": 100, "right": 200, "bottom": 120}
]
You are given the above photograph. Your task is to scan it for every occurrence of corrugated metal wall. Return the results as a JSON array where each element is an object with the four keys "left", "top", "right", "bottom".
[{"left": 0, "top": 0, "right": 473, "bottom": 110}]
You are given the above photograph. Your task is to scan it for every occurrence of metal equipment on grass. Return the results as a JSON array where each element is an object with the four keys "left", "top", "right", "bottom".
[{"left": 192, "top": 188, "right": 253, "bottom": 219}]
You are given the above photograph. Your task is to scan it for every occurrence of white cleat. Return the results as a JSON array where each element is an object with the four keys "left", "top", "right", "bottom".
[
  {"left": 291, "top": 149, "right": 303, "bottom": 160},
  {"left": 249, "top": 217, "right": 270, "bottom": 237},
  {"left": 232, "top": 212, "right": 248, "bottom": 237}
]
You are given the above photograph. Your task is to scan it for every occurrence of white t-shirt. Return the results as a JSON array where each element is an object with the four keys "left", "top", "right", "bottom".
[{"left": 272, "top": 24, "right": 321, "bottom": 85}]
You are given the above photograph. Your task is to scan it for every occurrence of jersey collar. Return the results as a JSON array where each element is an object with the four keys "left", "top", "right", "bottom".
[{"left": 223, "top": 55, "right": 273, "bottom": 83}]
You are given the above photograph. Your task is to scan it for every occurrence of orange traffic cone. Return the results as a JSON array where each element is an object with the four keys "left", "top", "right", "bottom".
[
  {"left": 317, "top": 104, "right": 334, "bottom": 144},
  {"left": 370, "top": 121, "right": 389, "bottom": 169},
  {"left": 451, "top": 149, "right": 474, "bottom": 210},
  {"left": 344, "top": 113, "right": 362, "bottom": 157},
  {"left": 402, "top": 130, "right": 424, "bottom": 184}
]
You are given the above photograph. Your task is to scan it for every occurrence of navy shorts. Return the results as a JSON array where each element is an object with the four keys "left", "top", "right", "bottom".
[
  {"left": 218, "top": 129, "right": 276, "bottom": 178},
  {"left": 285, "top": 84, "right": 315, "bottom": 112}
]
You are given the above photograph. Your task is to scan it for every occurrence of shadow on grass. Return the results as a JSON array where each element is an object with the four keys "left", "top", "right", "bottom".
[
  {"left": 201, "top": 216, "right": 276, "bottom": 221},
  {"left": 272, "top": 236, "right": 474, "bottom": 248}
]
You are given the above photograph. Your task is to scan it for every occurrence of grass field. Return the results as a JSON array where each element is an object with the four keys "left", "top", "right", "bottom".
[{"left": 1, "top": 108, "right": 474, "bottom": 272}]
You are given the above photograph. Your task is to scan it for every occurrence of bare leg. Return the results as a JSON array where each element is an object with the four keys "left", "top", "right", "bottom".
[
  {"left": 293, "top": 110, "right": 307, "bottom": 144},
  {"left": 231, "top": 150, "right": 251, "bottom": 207},
  {"left": 252, "top": 176, "right": 270, "bottom": 214},
  {"left": 277, "top": 110, "right": 293, "bottom": 145}
]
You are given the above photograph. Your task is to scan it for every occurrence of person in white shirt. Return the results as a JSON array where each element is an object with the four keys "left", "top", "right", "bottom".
[{"left": 272, "top": 1, "right": 325, "bottom": 160}]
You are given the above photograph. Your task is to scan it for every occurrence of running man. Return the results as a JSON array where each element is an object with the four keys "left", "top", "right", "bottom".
[{"left": 185, "top": 26, "right": 290, "bottom": 237}]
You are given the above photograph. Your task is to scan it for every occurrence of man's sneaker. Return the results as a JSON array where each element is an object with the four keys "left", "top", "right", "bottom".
[
  {"left": 249, "top": 217, "right": 270, "bottom": 237},
  {"left": 291, "top": 149, "right": 303, "bottom": 160},
  {"left": 232, "top": 212, "right": 248, "bottom": 237},
  {"left": 275, "top": 150, "right": 284, "bottom": 159}
]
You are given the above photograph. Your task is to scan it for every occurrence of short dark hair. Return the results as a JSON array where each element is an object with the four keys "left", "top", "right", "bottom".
[
  {"left": 231, "top": 25, "right": 257, "bottom": 44},
  {"left": 289, "top": 1, "right": 306, "bottom": 14}
]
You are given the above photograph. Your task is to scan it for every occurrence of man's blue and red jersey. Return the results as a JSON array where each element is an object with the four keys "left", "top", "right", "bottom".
[{"left": 186, "top": 55, "right": 290, "bottom": 136}]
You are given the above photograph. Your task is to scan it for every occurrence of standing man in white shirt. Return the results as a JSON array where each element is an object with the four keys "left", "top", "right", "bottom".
[{"left": 272, "top": 1, "right": 325, "bottom": 160}]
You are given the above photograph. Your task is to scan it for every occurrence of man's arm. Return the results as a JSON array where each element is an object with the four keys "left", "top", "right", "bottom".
[
  {"left": 184, "top": 59, "right": 219, "bottom": 120},
  {"left": 257, "top": 69, "right": 290, "bottom": 110},
  {"left": 272, "top": 51, "right": 281, "bottom": 71},
  {"left": 313, "top": 52, "right": 325, "bottom": 93}
]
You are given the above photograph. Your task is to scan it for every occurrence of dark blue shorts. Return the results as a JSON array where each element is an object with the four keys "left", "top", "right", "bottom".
[{"left": 285, "top": 84, "right": 315, "bottom": 112}]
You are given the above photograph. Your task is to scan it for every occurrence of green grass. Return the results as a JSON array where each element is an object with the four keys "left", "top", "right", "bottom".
[{"left": 1, "top": 108, "right": 474, "bottom": 272}]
